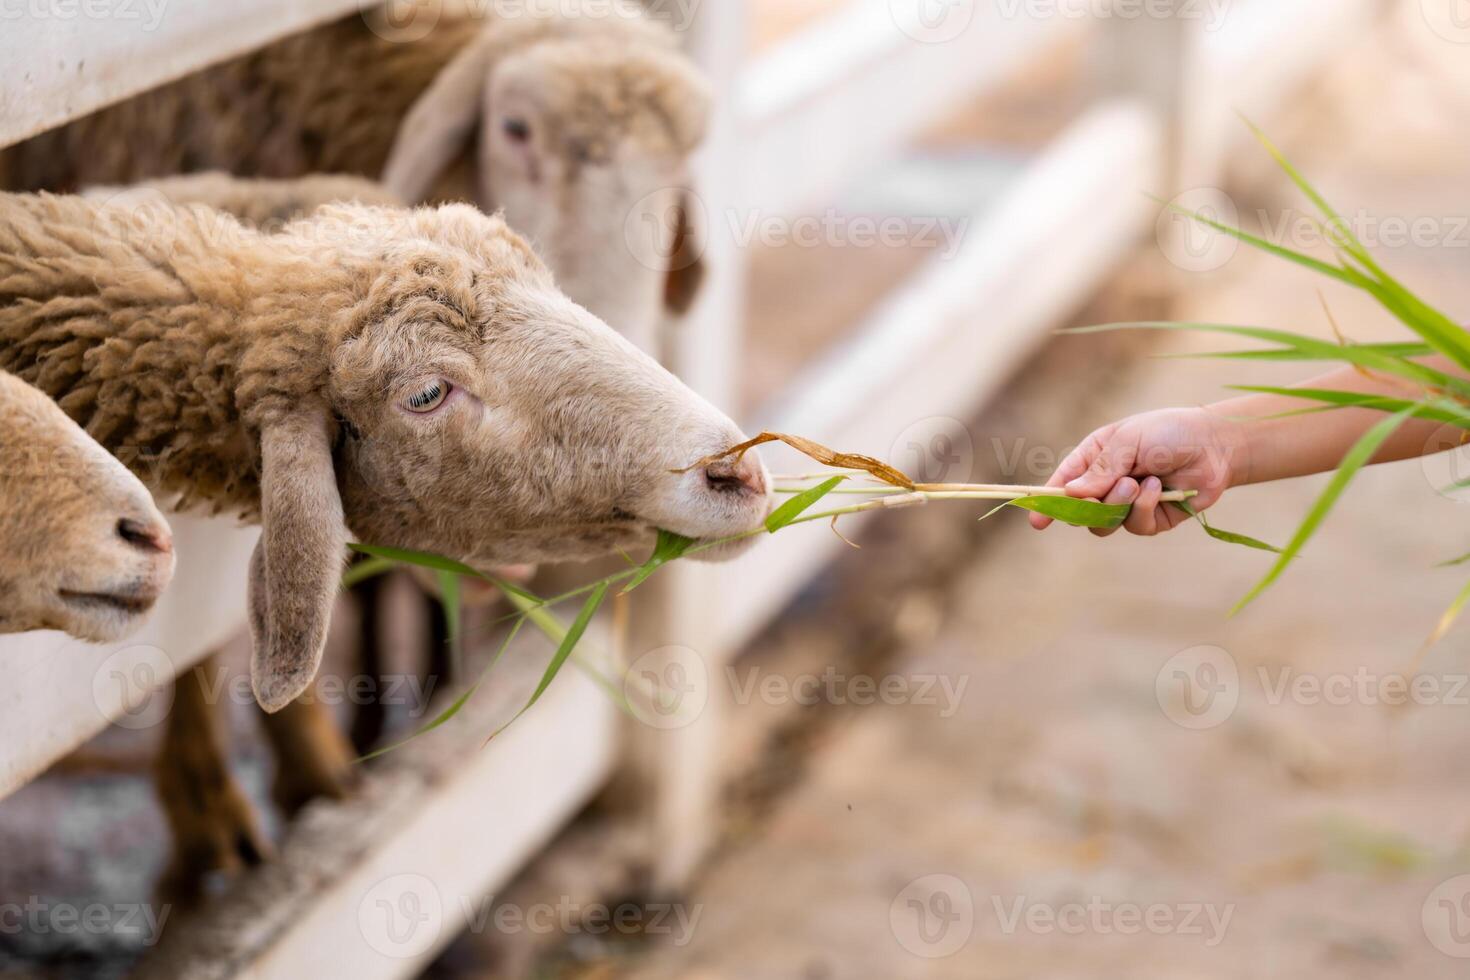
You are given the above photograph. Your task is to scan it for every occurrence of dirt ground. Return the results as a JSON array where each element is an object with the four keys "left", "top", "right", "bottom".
[{"left": 555, "top": 19, "right": 1470, "bottom": 980}]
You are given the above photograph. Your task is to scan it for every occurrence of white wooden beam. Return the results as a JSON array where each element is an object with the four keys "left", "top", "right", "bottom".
[
  {"left": 0, "top": 515, "right": 257, "bottom": 800},
  {"left": 134, "top": 645, "right": 619, "bottom": 980},
  {"left": 738, "top": 0, "right": 1085, "bottom": 214},
  {"left": 0, "top": 0, "right": 363, "bottom": 147}
]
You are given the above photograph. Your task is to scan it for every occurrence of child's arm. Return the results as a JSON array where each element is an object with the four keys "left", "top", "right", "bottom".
[{"left": 1032, "top": 357, "right": 1466, "bottom": 536}]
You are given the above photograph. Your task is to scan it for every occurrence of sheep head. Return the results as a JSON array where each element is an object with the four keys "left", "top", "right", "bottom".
[
  {"left": 381, "top": 6, "right": 712, "bottom": 355},
  {"left": 246, "top": 203, "right": 768, "bottom": 710},
  {"left": 0, "top": 371, "right": 175, "bottom": 642}
]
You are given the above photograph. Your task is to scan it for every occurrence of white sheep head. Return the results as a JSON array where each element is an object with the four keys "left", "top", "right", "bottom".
[
  {"left": 225, "top": 202, "right": 767, "bottom": 710},
  {"left": 0, "top": 370, "right": 175, "bottom": 641},
  {"left": 381, "top": 6, "right": 712, "bottom": 354}
]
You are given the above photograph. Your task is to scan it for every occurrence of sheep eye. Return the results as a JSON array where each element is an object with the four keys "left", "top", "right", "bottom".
[
  {"left": 404, "top": 381, "right": 451, "bottom": 414},
  {"left": 503, "top": 118, "right": 531, "bottom": 144}
]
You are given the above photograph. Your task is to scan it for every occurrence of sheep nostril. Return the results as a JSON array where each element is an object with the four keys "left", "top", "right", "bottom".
[
  {"left": 118, "top": 517, "right": 173, "bottom": 556},
  {"left": 703, "top": 458, "right": 767, "bottom": 498}
]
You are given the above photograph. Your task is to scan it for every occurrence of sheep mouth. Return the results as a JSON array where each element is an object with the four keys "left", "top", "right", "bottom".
[{"left": 59, "top": 590, "right": 156, "bottom": 616}]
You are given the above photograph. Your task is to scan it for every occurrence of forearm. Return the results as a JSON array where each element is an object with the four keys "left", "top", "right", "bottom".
[{"left": 1211, "top": 358, "right": 1463, "bottom": 486}]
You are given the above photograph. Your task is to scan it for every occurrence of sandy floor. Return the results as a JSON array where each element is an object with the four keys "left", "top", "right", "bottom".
[{"left": 582, "top": 16, "right": 1470, "bottom": 980}]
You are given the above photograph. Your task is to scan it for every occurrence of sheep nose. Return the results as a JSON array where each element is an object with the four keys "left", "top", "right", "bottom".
[
  {"left": 703, "top": 455, "right": 767, "bottom": 498},
  {"left": 118, "top": 516, "right": 173, "bottom": 556}
]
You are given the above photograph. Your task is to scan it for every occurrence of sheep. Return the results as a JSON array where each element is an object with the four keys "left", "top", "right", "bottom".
[
  {"left": 0, "top": 0, "right": 712, "bottom": 354},
  {"left": 0, "top": 189, "right": 771, "bottom": 716},
  {"left": 0, "top": 369, "right": 175, "bottom": 640}
]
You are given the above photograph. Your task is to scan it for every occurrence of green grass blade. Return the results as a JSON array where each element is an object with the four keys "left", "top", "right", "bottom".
[
  {"left": 1428, "top": 577, "right": 1470, "bottom": 648},
  {"left": 1068, "top": 322, "right": 1470, "bottom": 397},
  {"left": 1003, "top": 495, "right": 1130, "bottom": 529},
  {"left": 485, "top": 580, "right": 610, "bottom": 743},
  {"left": 1226, "top": 386, "right": 1470, "bottom": 429},
  {"left": 349, "top": 543, "right": 485, "bottom": 579},
  {"left": 1232, "top": 404, "right": 1422, "bottom": 614},
  {"left": 1158, "top": 342, "right": 1435, "bottom": 363},
  {"left": 765, "top": 476, "right": 845, "bottom": 532},
  {"left": 435, "top": 569, "right": 463, "bottom": 678},
  {"left": 1159, "top": 197, "right": 1358, "bottom": 286},
  {"left": 1173, "top": 498, "right": 1281, "bottom": 553},
  {"left": 357, "top": 617, "right": 526, "bottom": 762},
  {"left": 500, "top": 584, "right": 633, "bottom": 716},
  {"left": 341, "top": 555, "right": 397, "bottom": 589},
  {"left": 621, "top": 528, "right": 698, "bottom": 595}
]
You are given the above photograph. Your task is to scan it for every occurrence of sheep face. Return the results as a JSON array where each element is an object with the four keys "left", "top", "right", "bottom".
[
  {"left": 328, "top": 268, "right": 768, "bottom": 569},
  {"left": 383, "top": 25, "right": 712, "bottom": 355},
  {"left": 480, "top": 42, "right": 711, "bottom": 348},
  {"left": 248, "top": 204, "right": 765, "bottom": 710},
  {"left": 0, "top": 371, "right": 175, "bottom": 641}
]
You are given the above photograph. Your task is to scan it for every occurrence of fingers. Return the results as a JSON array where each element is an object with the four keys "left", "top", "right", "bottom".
[
  {"left": 1123, "top": 476, "right": 1163, "bottom": 536},
  {"left": 1090, "top": 477, "right": 1140, "bottom": 538},
  {"left": 1031, "top": 427, "right": 1118, "bottom": 531}
]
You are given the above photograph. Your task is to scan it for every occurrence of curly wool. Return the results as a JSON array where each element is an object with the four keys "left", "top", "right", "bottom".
[{"left": 0, "top": 193, "right": 544, "bottom": 517}]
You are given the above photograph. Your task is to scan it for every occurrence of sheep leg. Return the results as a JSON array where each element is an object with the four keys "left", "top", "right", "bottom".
[
  {"left": 257, "top": 695, "right": 359, "bottom": 818},
  {"left": 154, "top": 653, "right": 272, "bottom": 907}
]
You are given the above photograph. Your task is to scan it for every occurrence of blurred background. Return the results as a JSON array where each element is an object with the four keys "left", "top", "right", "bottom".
[{"left": 6, "top": 0, "right": 1470, "bottom": 977}]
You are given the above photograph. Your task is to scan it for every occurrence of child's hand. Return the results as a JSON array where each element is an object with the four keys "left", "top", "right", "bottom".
[{"left": 1031, "top": 408, "right": 1246, "bottom": 536}]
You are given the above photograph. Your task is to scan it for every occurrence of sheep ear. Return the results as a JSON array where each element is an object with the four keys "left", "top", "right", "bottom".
[
  {"left": 663, "top": 192, "right": 707, "bottom": 317},
  {"left": 382, "top": 40, "right": 492, "bottom": 203},
  {"left": 248, "top": 407, "right": 347, "bottom": 714}
]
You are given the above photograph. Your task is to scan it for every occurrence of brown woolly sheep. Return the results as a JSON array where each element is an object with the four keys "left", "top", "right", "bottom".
[
  {"left": 0, "top": 370, "right": 175, "bottom": 640},
  {"left": 0, "top": 190, "right": 771, "bottom": 715},
  {"left": 0, "top": 0, "right": 711, "bottom": 354}
]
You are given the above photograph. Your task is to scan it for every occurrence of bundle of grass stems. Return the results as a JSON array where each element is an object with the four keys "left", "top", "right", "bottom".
[{"left": 356, "top": 121, "right": 1470, "bottom": 752}]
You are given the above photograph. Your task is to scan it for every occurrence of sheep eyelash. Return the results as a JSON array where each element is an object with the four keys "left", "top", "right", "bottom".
[{"left": 404, "top": 380, "right": 452, "bottom": 414}]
